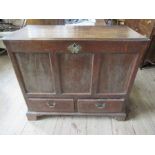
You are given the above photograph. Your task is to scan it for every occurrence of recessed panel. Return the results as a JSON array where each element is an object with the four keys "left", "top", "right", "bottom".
[
  {"left": 15, "top": 53, "right": 54, "bottom": 93},
  {"left": 58, "top": 53, "right": 92, "bottom": 93},
  {"left": 98, "top": 53, "right": 135, "bottom": 93}
]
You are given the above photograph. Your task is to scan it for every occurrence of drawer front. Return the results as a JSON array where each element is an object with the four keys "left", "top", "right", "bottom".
[
  {"left": 28, "top": 99, "right": 74, "bottom": 112},
  {"left": 77, "top": 99, "right": 124, "bottom": 113}
]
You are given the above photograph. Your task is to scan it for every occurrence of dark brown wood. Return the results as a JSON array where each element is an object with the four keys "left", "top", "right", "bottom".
[
  {"left": 125, "top": 19, "right": 155, "bottom": 68},
  {"left": 77, "top": 99, "right": 124, "bottom": 113},
  {"left": 58, "top": 53, "right": 92, "bottom": 94},
  {"left": 125, "top": 19, "right": 155, "bottom": 37},
  {"left": 15, "top": 52, "right": 55, "bottom": 94},
  {"left": 141, "top": 26, "right": 155, "bottom": 68},
  {"left": 4, "top": 40, "right": 146, "bottom": 54},
  {"left": 91, "top": 54, "right": 101, "bottom": 95},
  {"left": 26, "top": 111, "right": 127, "bottom": 119},
  {"left": 50, "top": 53, "right": 61, "bottom": 94},
  {"left": 26, "top": 19, "right": 65, "bottom": 25},
  {"left": 28, "top": 99, "right": 74, "bottom": 112},
  {"left": 3, "top": 25, "right": 147, "bottom": 41},
  {"left": 3, "top": 25, "right": 148, "bottom": 121},
  {"left": 97, "top": 53, "right": 136, "bottom": 94}
]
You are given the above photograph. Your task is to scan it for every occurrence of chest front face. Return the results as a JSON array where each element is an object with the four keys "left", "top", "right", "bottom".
[
  {"left": 6, "top": 40, "right": 146, "bottom": 99},
  {"left": 3, "top": 25, "right": 148, "bottom": 120}
]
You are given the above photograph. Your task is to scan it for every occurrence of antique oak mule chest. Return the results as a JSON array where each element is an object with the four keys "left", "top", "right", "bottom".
[{"left": 3, "top": 25, "right": 148, "bottom": 121}]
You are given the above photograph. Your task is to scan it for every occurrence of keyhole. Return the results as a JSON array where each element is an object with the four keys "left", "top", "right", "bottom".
[{"left": 73, "top": 43, "right": 77, "bottom": 48}]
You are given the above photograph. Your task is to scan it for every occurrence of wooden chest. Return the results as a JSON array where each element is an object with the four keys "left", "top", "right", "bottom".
[
  {"left": 141, "top": 25, "right": 155, "bottom": 67},
  {"left": 125, "top": 19, "right": 155, "bottom": 67},
  {"left": 125, "top": 19, "right": 155, "bottom": 37},
  {"left": 3, "top": 25, "right": 148, "bottom": 121}
]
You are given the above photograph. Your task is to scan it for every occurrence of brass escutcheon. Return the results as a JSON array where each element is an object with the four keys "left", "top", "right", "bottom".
[{"left": 67, "top": 43, "right": 81, "bottom": 54}]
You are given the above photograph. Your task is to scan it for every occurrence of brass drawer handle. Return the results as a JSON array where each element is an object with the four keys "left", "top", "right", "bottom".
[
  {"left": 95, "top": 103, "right": 106, "bottom": 109},
  {"left": 67, "top": 43, "right": 81, "bottom": 54},
  {"left": 47, "top": 102, "right": 56, "bottom": 108}
]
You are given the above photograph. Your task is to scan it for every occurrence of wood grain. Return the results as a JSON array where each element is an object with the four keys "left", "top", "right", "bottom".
[
  {"left": 58, "top": 53, "right": 92, "bottom": 93},
  {"left": 125, "top": 19, "right": 155, "bottom": 37},
  {"left": 77, "top": 99, "right": 124, "bottom": 113},
  {"left": 3, "top": 25, "right": 148, "bottom": 41},
  {"left": 97, "top": 53, "right": 135, "bottom": 94},
  {"left": 15, "top": 53, "right": 55, "bottom": 94}
]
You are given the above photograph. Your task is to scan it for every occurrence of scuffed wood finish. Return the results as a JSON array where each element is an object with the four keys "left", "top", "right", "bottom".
[
  {"left": 97, "top": 53, "right": 135, "bottom": 94},
  {"left": 77, "top": 99, "right": 124, "bottom": 113},
  {"left": 58, "top": 53, "right": 92, "bottom": 93},
  {"left": 125, "top": 19, "right": 155, "bottom": 68},
  {"left": 3, "top": 25, "right": 147, "bottom": 41},
  {"left": 28, "top": 99, "right": 74, "bottom": 113},
  {"left": 125, "top": 19, "right": 155, "bottom": 37},
  {"left": 3, "top": 25, "right": 148, "bottom": 121},
  {"left": 26, "top": 113, "right": 38, "bottom": 121},
  {"left": 15, "top": 53, "right": 55, "bottom": 94},
  {"left": 141, "top": 26, "right": 155, "bottom": 68}
]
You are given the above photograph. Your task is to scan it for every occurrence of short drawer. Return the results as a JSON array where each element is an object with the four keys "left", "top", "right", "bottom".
[
  {"left": 28, "top": 99, "right": 74, "bottom": 112},
  {"left": 77, "top": 99, "right": 124, "bottom": 113}
]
